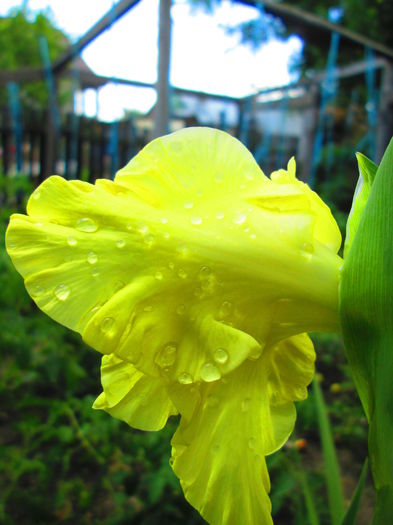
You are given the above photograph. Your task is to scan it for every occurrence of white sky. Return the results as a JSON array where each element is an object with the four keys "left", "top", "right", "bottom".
[{"left": 0, "top": 0, "right": 303, "bottom": 121}]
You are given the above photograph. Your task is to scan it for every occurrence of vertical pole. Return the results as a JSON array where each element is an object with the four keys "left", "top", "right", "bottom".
[
  {"left": 297, "top": 84, "right": 319, "bottom": 182},
  {"left": 151, "top": 0, "right": 172, "bottom": 140},
  {"left": 376, "top": 60, "right": 393, "bottom": 162}
]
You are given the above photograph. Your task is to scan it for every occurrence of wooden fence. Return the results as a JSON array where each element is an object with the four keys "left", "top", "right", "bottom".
[{"left": 0, "top": 108, "right": 148, "bottom": 184}]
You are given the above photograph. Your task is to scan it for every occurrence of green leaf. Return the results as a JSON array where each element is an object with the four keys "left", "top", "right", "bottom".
[
  {"left": 313, "top": 376, "right": 345, "bottom": 525},
  {"left": 344, "top": 153, "right": 378, "bottom": 257},
  {"left": 297, "top": 461, "right": 320, "bottom": 525},
  {"left": 340, "top": 138, "right": 393, "bottom": 523},
  {"left": 341, "top": 458, "right": 368, "bottom": 525}
]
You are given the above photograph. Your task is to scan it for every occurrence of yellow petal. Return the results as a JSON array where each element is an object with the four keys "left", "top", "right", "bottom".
[
  {"left": 171, "top": 333, "right": 314, "bottom": 525},
  {"left": 6, "top": 128, "right": 341, "bottom": 386},
  {"left": 93, "top": 353, "right": 178, "bottom": 431}
]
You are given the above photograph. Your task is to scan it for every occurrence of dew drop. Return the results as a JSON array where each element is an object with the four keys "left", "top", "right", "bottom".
[
  {"left": 178, "top": 268, "right": 187, "bottom": 279},
  {"left": 91, "top": 268, "right": 100, "bottom": 278},
  {"left": 163, "top": 232, "right": 170, "bottom": 239},
  {"left": 76, "top": 217, "right": 98, "bottom": 233},
  {"left": 250, "top": 233, "right": 257, "bottom": 240},
  {"left": 101, "top": 317, "right": 115, "bottom": 334},
  {"left": 218, "top": 301, "right": 233, "bottom": 319},
  {"left": 54, "top": 284, "right": 70, "bottom": 301},
  {"left": 6, "top": 239, "right": 16, "bottom": 249},
  {"left": 216, "top": 211, "right": 225, "bottom": 220},
  {"left": 176, "top": 304, "right": 186, "bottom": 315},
  {"left": 144, "top": 234, "right": 155, "bottom": 246},
  {"left": 67, "top": 236, "right": 77, "bottom": 247},
  {"left": 177, "top": 245, "right": 189, "bottom": 258},
  {"left": 184, "top": 201, "right": 194, "bottom": 209},
  {"left": 204, "top": 395, "right": 219, "bottom": 409},
  {"left": 116, "top": 239, "right": 126, "bottom": 249},
  {"left": 31, "top": 285, "right": 44, "bottom": 297},
  {"left": 214, "top": 348, "right": 229, "bottom": 364},
  {"left": 248, "top": 437, "right": 256, "bottom": 450},
  {"left": 160, "top": 217, "right": 169, "bottom": 224},
  {"left": 300, "top": 242, "right": 314, "bottom": 261},
  {"left": 156, "top": 343, "right": 177, "bottom": 368},
  {"left": 33, "top": 189, "right": 41, "bottom": 200},
  {"left": 200, "top": 362, "right": 221, "bottom": 383},
  {"left": 168, "top": 262, "right": 175, "bottom": 270},
  {"left": 137, "top": 222, "right": 149, "bottom": 234},
  {"left": 178, "top": 372, "right": 193, "bottom": 385},
  {"left": 241, "top": 398, "right": 251, "bottom": 412},
  {"left": 232, "top": 212, "right": 246, "bottom": 225},
  {"left": 199, "top": 266, "right": 211, "bottom": 279},
  {"left": 113, "top": 280, "right": 125, "bottom": 292},
  {"left": 191, "top": 215, "right": 203, "bottom": 225},
  {"left": 126, "top": 223, "right": 133, "bottom": 231},
  {"left": 248, "top": 347, "right": 262, "bottom": 361},
  {"left": 35, "top": 222, "right": 43, "bottom": 228},
  {"left": 87, "top": 251, "right": 98, "bottom": 264},
  {"left": 155, "top": 271, "right": 163, "bottom": 281}
]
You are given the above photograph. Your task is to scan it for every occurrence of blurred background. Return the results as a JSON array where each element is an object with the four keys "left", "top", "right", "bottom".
[{"left": 1, "top": 0, "right": 392, "bottom": 523}]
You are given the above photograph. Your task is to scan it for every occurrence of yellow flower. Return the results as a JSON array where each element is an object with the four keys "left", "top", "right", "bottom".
[{"left": 6, "top": 127, "right": 342, "bottom": 524}]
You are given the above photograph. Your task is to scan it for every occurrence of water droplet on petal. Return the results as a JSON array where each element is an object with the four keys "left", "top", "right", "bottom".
[
  {"left": 7, "top": 239, "right": 16, "bottom": 249},
  {"left": 250, "top": 233, "right": 257, "bottom": 240},
  {"left": 248, "top": 437, "right": 256, "bottom": 450},
  {"left": 300, "top": 242, "right": 314, "bottom": 261},
  {"left": 31, "top": 285, "right": 44, "bottom": 297},
  {"left": 176, "top": 304, "right": 186, "bottom": 315},
  {"left": 101, "top": 317, "right": 115, "bottom": 334},
  {"left": 33, "top": 189, "right": 41, "bottom": 200},
  {"left": 116, "top": 239, "right": 126, "bottom": 249},
  {"left": 191, "top": 216, "right": 202, "bottom": 225},
  {"left": 216, "top": 211, "right": 225, "bottom": 220},
  {"left": 232, "top": 212, "right": 246, "bottom": 225},
  {"left": 248, "top": 344, "right": 263, "bottom": 361},
  {"left": 204, "top": 395, "right": 219, "bottom": 409},
  {"left": 241, "top": 398, "right": 251, "bottom": 412},
  {"left": 67, "top": 236, "right": 77, "bottom": 247},
  {"left": 178, "top": 268, "right": 187, "bottom": 279},
  {"left": 178, "top": 372, "right": 193, "bottom": 385},
  {"left": 155, "top": 271, "right": 163, "bottom": 280},
  {"left": 214, "top": 348, "right": 229, "bottom": 364},
  {"left": 177, "top": 245, "right": 189, "bottom": 258},
  {"left": 184, "top": 201, "right": 194, "bottom": 209},
  {"left": 87, "top": 251, "right": 98, "bottom": 264},
  {"left": 160, "top": 217, "right": 168, "bottom": 224},
  {"left": 199, "top": 266, "right": 211, "bottom": 279},
  {"left": 218, "top": 301, "right": 233, "bottom": 319},
  {"left": 126, "top": 223, "right": 133, "bottom": 231},
  {"left": 156, "top": 343, "right": 177, "bottom": 368},
  {"left": 76, "top": 217, "right": 98, "bottom": 233},
  {"left": 200, "top": 362, "right": 221, "bottom": 382},
  {"left": 137, "top": 222, "right": 149, "bottom": 234},
  {"left": 91, "top": 268, "right": 100, "bottom": 278},
  {"left": 113, "top": 280, "right": 125, "bottom": 292},
  {"left": 54, "top": 284, "right": 70, "bottom": 301},
  {"left": 163, "top": 231, "right": 170, "bottom": 239},
  {"left": 144, "top": 234, "right": 155, "bottom": 246}
]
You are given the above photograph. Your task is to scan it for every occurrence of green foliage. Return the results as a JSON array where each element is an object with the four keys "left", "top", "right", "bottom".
[
  {"left": 313, "top": 376, "right": 345, "bottom": 525},
  {"left": 0, "top": 7, "right": 68, "bottom": 108},
  {"left": 340, "top": 139, "right": 393, "bottom": 523}
]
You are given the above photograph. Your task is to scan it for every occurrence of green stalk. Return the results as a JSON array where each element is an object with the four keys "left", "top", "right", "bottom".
[{"left": 313, "top": 377, "right": 345, "bottom": 525}]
